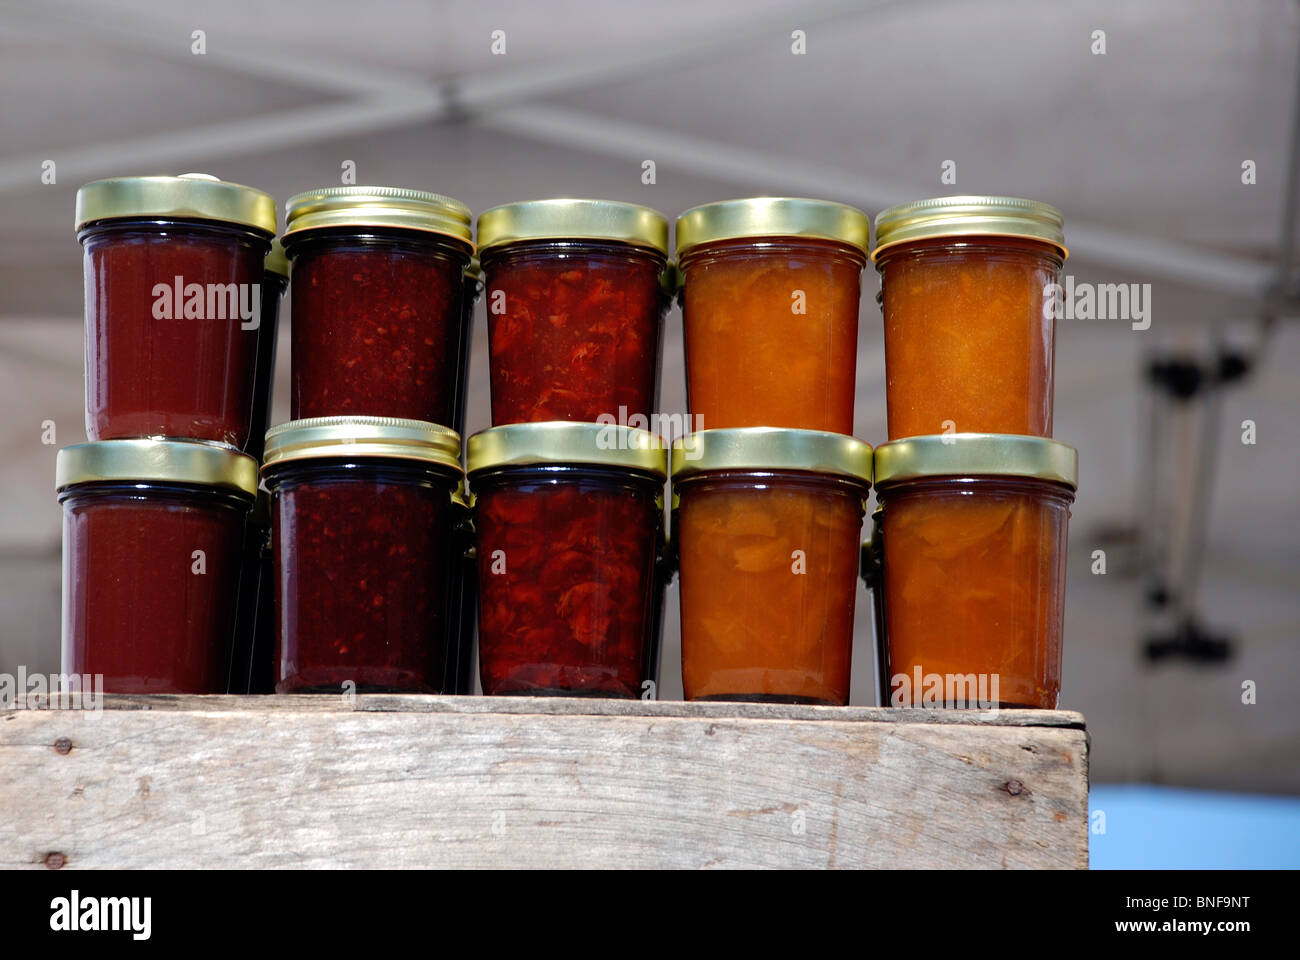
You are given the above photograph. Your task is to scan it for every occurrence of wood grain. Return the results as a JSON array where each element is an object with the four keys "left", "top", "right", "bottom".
[{"left": 1, "top": 695, "right": 1088, "bottom": 869}]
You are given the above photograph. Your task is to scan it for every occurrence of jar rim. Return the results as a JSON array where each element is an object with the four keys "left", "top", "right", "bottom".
[
  {"left": 476, "top": 198, "right": 669, "bottom": 255},
  {"left": 262, "top": 417, "right": 463, "bottom": 475},
  {"left": 676, "top": 197, "right": 871, "bottom": 257},
  {"left": 467, "top": 422, "right": 668, "bottom": 478},
  {"left": 872, "top": 433, "right": 1078, "bottom": 489},
  {"left": 872, "top": 195, "right": 1067, "bottom": 260},
  {"left": 56, "top": 439, "right": 258, "bottom": 497},
  {"left": 283, "top": 185, "right": 473, "bottom": 248},
  {"left": 75, "top": 174, "right": 277, "bottom": 236},
  {"left": 671, "top": 428, "right": 872, "bottom": 484}
]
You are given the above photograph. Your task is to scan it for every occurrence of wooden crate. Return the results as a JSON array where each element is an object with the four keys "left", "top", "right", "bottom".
[{"left": 1, "top": 695, "right": 1088, "bottom": 869}]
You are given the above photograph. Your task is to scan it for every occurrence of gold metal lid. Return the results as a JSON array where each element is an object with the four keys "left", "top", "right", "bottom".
[
  {"left": 56, "top": 439, "right": 258, "bottom": 497},
  {"left": 75, "top": 173, "right": 277, "bottom": 235},
  {"left": 671, "top": 428, "right": 872, "bottom": 484},
  {"left": 283, "top": 186, "right": 473, "bottom": 248},
  {"left": 262, "top": 416, "right": 462, "bottom": 474},
  {"left": 264, "top": 238, "right": 289, "bottom": 278},
  {"left": 872, "top": 434, "right": 1078, "bottom": 489},
  {"left": 675, "top": 197, "right": 871, "bottom": 257},
  {"left": 476, "top": 199, "right": 669, "bottom": 254},
  {"left": 467, "top": 422, "right": 668, "bottom": 478},
  {"left": 872, "top": 195, "right": 1067, "bottom": 260}
]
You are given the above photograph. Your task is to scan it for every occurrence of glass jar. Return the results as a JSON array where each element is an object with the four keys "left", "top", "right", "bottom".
[
  {"left": 671, "top": 428, "right": 872, "bottom": 705},
  {"left": 57, "top": 438, "right": 258, "bottom": 693},
  {"left": 244, "top": 240, "right": 288, "bottom": 462},
  {"left": 467, "top": 422, "right": 667, "bottom": 697},
  {"left": 874, "top": 434, "right": 1078, "bottom": 709},
  {"left": 676, "top": 198, "right": 870, "bottom": 434},
  {"left": 262, "top": 416, "right": 463, "bottom": 693},
  {"left": 76, "top": 174, "right": 276, "bottom": 448},
  {"left": 873, "top": 197, "right": 1067, "bottom": 439},
  {"left": 283, "top": 187, "right": 473, "bottom": 425},
  {"left": 477, "top": 199, "right": 670, "bottom": 425}
]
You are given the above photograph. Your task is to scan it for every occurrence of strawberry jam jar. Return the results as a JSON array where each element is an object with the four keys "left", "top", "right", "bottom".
[
  {"left": 467, "top": 422, "right": 667, "bottom": 697},
  {"left": 262, "top": 417, "right": 463, "bottom": 694},
  {"left": 672, "top": 428, "right": 871, "bottom": 705},
  {"left": 283, "top": 187, "right": 473, "bottom": 425},
  {"left": 676, "top": 198, "right": 870, "bottom": 434},
  {"left": 873, "top": 197, "right": 1067, "bottom": 439},
  {"left": 76, "top": 174, "right": 277, "bottom": 448},
  {"left": 873, "top": 434, "right": 1078, "bottom": 709},
  {"left": 476, "top": 199, "right": 670, "bottom": 425},
  {"left": 57, "top": 438, "right": 259, "bottom": 693}
]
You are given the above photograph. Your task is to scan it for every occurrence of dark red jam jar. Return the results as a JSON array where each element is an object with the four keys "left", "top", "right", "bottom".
[
  {"left": 476, "top": 199, "right": 671, "bottom": 425},
  {"left": 467, "top": 422, "right": 668, "bottom": 697},
  {"left": 283, "top": 187, "right": 473, "bottom": 425},
  {"left": 76, "top": 174, "right": 277, "bottom": 448},
  {"left": 244, "top": 240, "right": 288, "bottom": 463},
  {"left": 262, "top": 416, "right": 464, "bottom": 693},
  {"left": 57, "top": 438, "right": 259, "bottom": 693}
]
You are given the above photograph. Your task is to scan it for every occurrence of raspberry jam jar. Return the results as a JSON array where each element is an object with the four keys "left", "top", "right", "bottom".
[
  {"left": 283, "top": 187, "right": 473, "bottom": 425},
  {"left": 476, "top": 199, "right": 670, "bottom": 425},
  {"left": 672, "top": 428, "right": 871, "bottom": 705},
  {"left": 262, "top": 417, "right": 463, "bottom": 694},
  {"left": 467, "top": 422, "right": 667, "bottom": 697},
  {"left": 76, "top": 174, "right": 277, "bottom": 448},
  {"left": 244, "top": 240, "right": 288, "bottom": 462},
  {"left": 872, "top": 197, "right": 1067, "bottom": 439},
  {"left": 57, "top": 439, "right": 259, "bottom": 693},
  {"left": 676, "top": 198, "right": 870, "bottom": 433},
  {"left": 873, "top": 434, "right": 1078, "bottom": 709}
]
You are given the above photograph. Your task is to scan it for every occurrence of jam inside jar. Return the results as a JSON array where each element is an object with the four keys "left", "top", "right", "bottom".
[
  {"left": 671, "top": 429, "right": 871, "bottom": 705},
  {"left": 283, "top": 187, "right": 473, "bottom": 425},
  {"left": 675, "top": 199, "right": 870, "bottom": 433},
  {"left": 872, "top": 197, "right": 1067, "bottom": 439},
  {"left": 476, "top": 200, "right": 671, "bottom": 426},
  {"left": 57, "top": 439, "right": 258, "bottom": 693},
  {"left": 468, "top": 423, "right": 667, "bottom": 697},
  {"left": 873, "top": 435, "right": 1078, "bottom": 710},
  {"left": 262, "top": 417, "right": 463, "bottom": 694},
  {"left": 76, "top": 175, "right": 276, "bottom": 448}
]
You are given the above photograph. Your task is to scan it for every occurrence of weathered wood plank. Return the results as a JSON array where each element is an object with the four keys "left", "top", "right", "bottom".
[
  {"left": 12, "top": 692, "right": 1088, "bottom": 728},
  {"left": 1, "top": 696, "right": 1088, "bottom": 869}
]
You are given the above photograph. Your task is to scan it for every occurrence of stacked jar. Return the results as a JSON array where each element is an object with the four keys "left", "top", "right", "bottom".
[
  {"left": 870, "top": 196, "right": 1079, "bottom": 709},
  {"left": 673, "top": 198, "right": 874, "bottom": 705},
  {"left": 61, "top": 174, "right": 277, "bottom": 693},
  {"left": 470, "top": 199, "right": 672, "bottom": 697},
  {"left": 269, "top": 186, "right": 475, "bottom": 694}
]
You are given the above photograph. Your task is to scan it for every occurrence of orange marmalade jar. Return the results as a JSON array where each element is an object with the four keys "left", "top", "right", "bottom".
[
  {"left": 672, "top": 428, "right": 871, "bottom": 704},
  {"left": 873, "top": 434, "right": 1078, "bottom": 709},
  {"left": 872, "top": 197, "right": 1067, "bottom": 439},
  {"left": 676, "top": 198, "right": 870, "bottom": 433}
]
